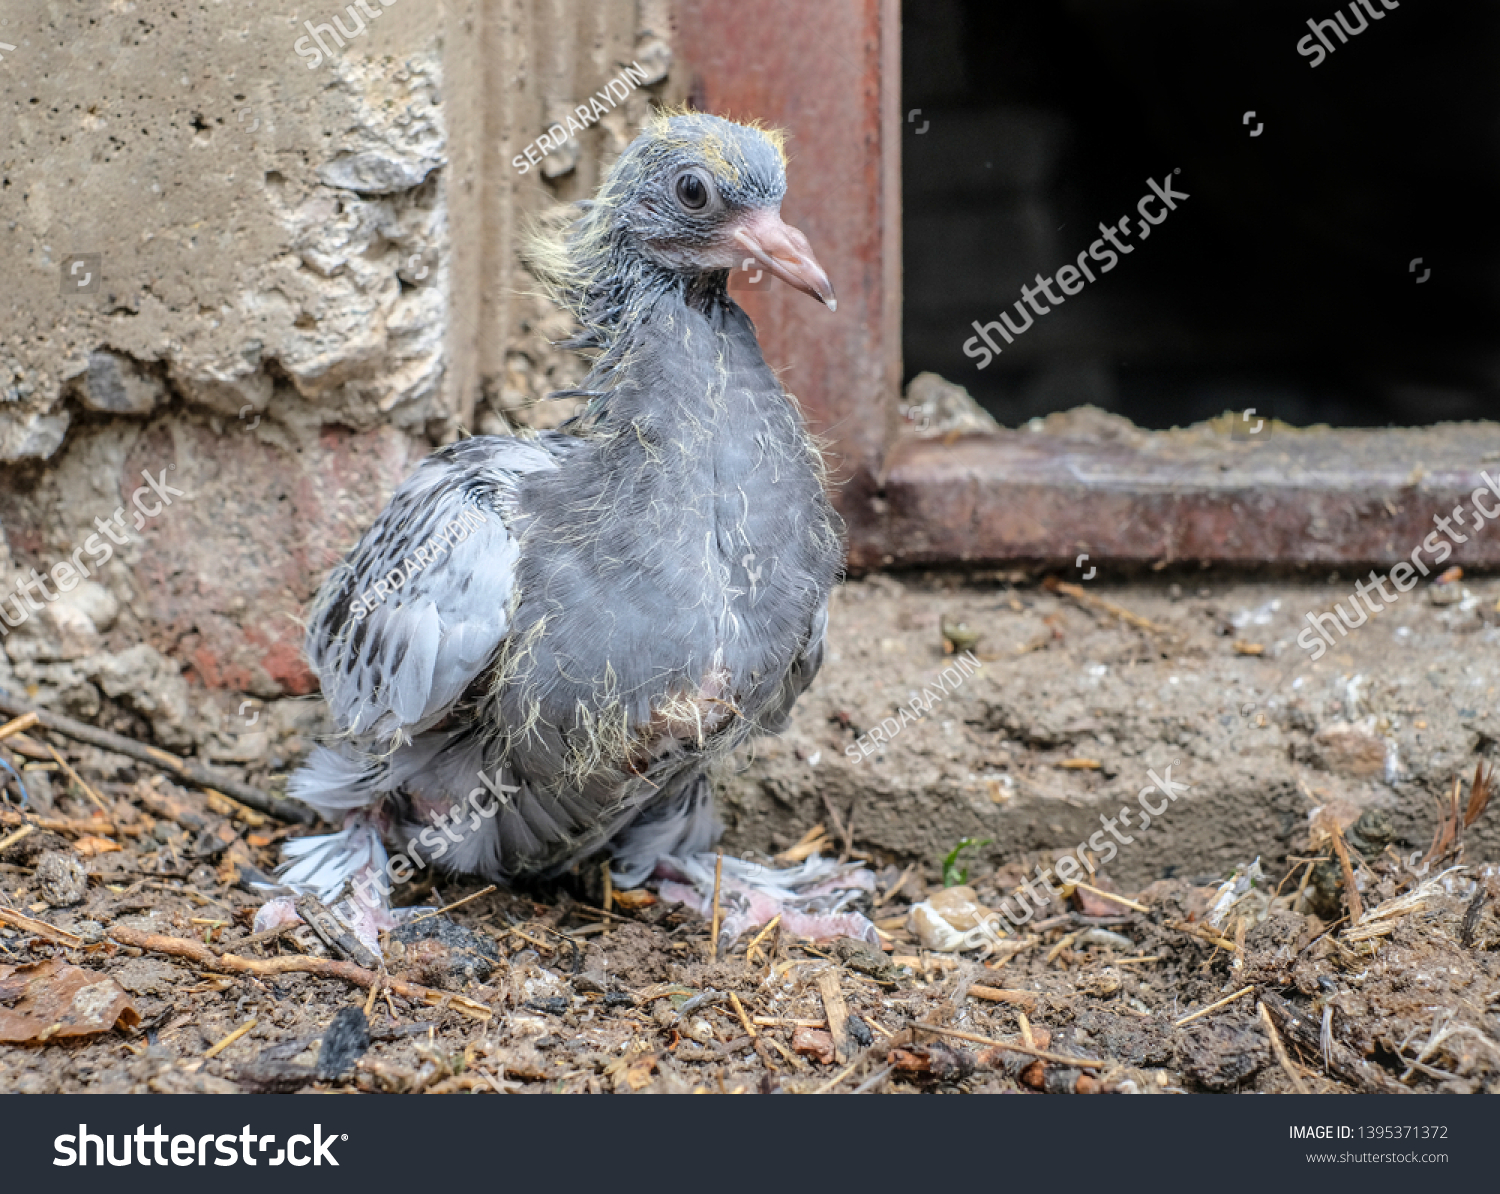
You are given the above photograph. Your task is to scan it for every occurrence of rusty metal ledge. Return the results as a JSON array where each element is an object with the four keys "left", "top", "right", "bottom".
[{"left": 854, "top": 424, "right": 1500, "bottom": 571}]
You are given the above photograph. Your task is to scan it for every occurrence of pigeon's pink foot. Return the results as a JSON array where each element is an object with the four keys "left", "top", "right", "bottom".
[{"left": 654, "top": 853, "right": 878, "bottom": 948}]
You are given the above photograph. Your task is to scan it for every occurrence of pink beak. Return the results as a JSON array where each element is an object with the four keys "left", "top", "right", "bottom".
[{"left": 731, "top": 209, "right": 837, "bottom": 311}]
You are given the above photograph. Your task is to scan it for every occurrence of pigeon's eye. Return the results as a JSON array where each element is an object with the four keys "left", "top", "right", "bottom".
[{"left": 675, "top": 170, "right": 711, "bottom": 211}]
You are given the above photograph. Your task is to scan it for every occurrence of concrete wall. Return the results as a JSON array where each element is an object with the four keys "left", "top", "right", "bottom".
[{"left": 0, "top": 0, "right": 678, "bottom": 767}]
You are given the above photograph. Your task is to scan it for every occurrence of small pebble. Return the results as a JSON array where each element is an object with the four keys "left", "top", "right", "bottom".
[
  {"left": 389, "top": 916, "right": 499, "bottom": 985},
  {"left": 572, "top": 970, "right": 609, "bottom": 995},
  {"left": 36, "top": 850, "right": 89, "bottom": 907},
  {"left": 688, "top": 1018, "right": 715, "bottom": 1043},
  {"left": 792, "top": 1026, "right": 836, "bottom": 1064},
  {"left": 908, "top": 885, "right": 995, "bottom": 952}
]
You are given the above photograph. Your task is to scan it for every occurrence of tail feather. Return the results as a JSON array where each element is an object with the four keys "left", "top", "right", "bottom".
[
  {"left": 286, "top": 744, "right": 384, "bottom": 817},
  {"left": 276, "top": 814, "right": 389, "bottom": 903}
]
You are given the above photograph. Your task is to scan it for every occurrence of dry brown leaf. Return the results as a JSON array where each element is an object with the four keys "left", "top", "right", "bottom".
[
  {"left": 0, "top": 959, "right": 139, "bottom": 1042},
  {"left": 792, "top": 1026, "right": 836, "bottom": 1064},
  {"left": 611, "top": 889, "right": 656, "bottom": 911}
]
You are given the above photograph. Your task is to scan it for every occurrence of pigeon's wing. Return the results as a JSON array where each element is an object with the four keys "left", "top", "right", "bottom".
[
  {"left": 306, "top": 435, "right": 564, "bottom": 748},
  {"left": 755, "top": 597, "right": 829, "bottom": 737}
]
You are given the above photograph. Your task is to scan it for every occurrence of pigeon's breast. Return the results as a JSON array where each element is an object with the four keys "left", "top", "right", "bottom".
[
  {"left": 491, "top": 299, "right": 842, "bottom": 782},
  {"left": 500, "top": 430, "right": 829, "bottom": 757}
]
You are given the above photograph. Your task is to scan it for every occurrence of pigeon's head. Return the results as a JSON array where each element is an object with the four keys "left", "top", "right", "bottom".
[
  {"left": 608, "top": 111, "right": 835, "bottom": 310},
  {"left": 537, "top": 111, "right": 836, "bottom": 324}
]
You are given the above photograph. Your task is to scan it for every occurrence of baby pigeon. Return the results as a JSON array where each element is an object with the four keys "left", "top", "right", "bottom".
[{"left": 272, "top": 111, "right": 862, "bottom": 942}]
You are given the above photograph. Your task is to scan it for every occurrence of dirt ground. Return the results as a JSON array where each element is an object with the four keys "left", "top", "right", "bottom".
[{"left": 1, "top": 567, "right": 1498, "bottom": 1094}]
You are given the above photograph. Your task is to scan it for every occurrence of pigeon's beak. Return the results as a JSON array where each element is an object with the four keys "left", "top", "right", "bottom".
[{"left": 732, "top": 210, "right": 837, "bottom": 312}]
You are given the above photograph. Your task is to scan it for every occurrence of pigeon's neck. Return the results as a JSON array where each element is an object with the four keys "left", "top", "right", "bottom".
[
  {"left": 594, "top": 287, "right": 791, "bottom": 440},
  {"left": 570, "top": 247, "right": 728, "bottom": 365}
]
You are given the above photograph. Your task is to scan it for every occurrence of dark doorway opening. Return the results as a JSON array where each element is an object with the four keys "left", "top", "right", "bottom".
[{"left": 903, "top": 0, "right": 1500, "bottom": 429}]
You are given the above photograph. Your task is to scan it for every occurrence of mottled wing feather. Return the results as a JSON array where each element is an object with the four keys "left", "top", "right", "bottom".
[{"left": 306, "top": 435, "right": 561, "bottom": 748}]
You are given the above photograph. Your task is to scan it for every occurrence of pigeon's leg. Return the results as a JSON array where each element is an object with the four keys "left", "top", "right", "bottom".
[
  {"left": 608, "top": 770, "right": 877, "bottom": 948},
  {"left": 256, "top": 809, "right": 399, "bottom": 957}
]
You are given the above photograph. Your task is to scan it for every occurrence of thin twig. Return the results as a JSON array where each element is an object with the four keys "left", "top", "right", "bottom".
[
  {"left": 0, "top": 808, "right": 142, "bottom": 836},
  {"left": 968, "top": 985, "right": 1038, "bottom": 1011},
  {"left": 0, "top": 711, "right": 39, "bottom": 741},
  {"left": 811, "top": 1058, "right": 861, "bottom": 1094},
  {"left": 0, "top": 690, "right": 313, "bottom": 824},
  {"left": 873, "top": 863, "right": 915, "bottom": 909},
  {"left": 1328, "top": 823, "right": 1364, "bottom": 925},
  {"left": 1170, "top": 919, "right": 1238, "bottom": 952},
  {"left": 774, "top": 824, "right": 831, "bottom": 865},
  {"left": 1174, "top": 984, "right": 1255, "bottom": 1027},
  {"left": 109, "top": 925, "right": 492, "bottom": 1020},
  {"left": 744, "top": 913, "right": 781, "bottom": 965},
  {"left": 1293, "top": 858, "right": 1318, "bottom": 914},
  {"left": 1043, "top": 577, "right": 1173, "bottom": 637},
  {"left": 911, "top": 1022, "right": 1106, "bottom": 1069},
  {"left": 406, "top": 885, "right": 497, "bottom": 926},
  {"left": 1466, "top": 760, "right": 1493, "bottom": 828},
  {"left": 0, "top": 904, "right": 84, "bottom": 945},
  {"left": 709, "top": 851, "right": 723, "bottom": 961},
  {"left": 1071, "top": 881, "right": 1148, "bottom": 913},
  {"left": 819, "top": 792, "right": 854, "bottom": 858},
  {"left": 1259, "top": 1001, "right": 1309, "bottom": 1093},
  {"left": 44, "top": 743, "right": 112, "bottom": 820},
  {"left": 203, "top": 1018, "right": 258, "bottom": 1059},
  {"left": 202, "top": 789, "right": 268, "bottom": 828},
  {"left": 752, "top": 1016, "right": 826, "bottom": 1027},
  {"left": 729, "top": 991, "right": 757, "bottom": 1040}
]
